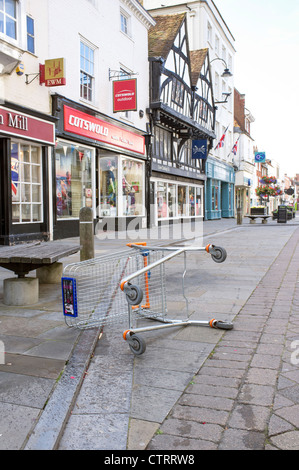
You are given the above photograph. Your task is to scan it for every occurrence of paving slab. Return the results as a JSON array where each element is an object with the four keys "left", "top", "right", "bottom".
[{"left": 1, "top": 216, "right": 299, "bottom": 450}]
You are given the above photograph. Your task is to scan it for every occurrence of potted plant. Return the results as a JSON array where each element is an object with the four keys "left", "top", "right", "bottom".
[{"left": 250, "top": 205, "right": 268, "bottom": 215}]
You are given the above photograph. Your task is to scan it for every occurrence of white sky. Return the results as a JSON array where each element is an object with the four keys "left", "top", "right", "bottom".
[{"left": 216, "top": 0, "right": 299, "bottom": 177}]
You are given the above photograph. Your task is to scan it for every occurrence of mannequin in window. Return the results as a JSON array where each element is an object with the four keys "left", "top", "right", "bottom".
[{"left": 107, "top": 165, "right": 116, "bottom": 206}]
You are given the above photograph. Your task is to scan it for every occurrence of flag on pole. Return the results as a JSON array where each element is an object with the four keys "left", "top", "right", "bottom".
[
  {"left": 232, "top": 136, "right": 240, "bottom": 155},
  {"left": 215, "top": 125, "right": 229, "bottom": 150}
]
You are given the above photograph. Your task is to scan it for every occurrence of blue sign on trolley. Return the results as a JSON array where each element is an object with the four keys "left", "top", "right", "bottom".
[
  {"left": 255, "top": 152, "right": 266, "bottom": 163},
  {"left": 62, "top": 277, "right": 78, "bottom": 318},
  {"left": 192, "top": 139, "right": 208, "bottom": 159}
]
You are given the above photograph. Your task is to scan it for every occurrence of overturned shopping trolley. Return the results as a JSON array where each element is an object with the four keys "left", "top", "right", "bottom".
[{"left": 61, "top": 243, "right": 233, "bottom": 356}]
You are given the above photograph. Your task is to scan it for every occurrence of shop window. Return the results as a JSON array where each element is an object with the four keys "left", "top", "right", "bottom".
[
  {"left": 99, "top": 156, "right": 118, "bottom": 217},
  {"left": 168, "top": 183, "right": 176, "bottom": 218},
  {"left": 178, "top": 185, "right": 187, "bottom": 216},
  {"left": 26, "top": 16, "right": 34, "bottom": 53},
  {"left": 11, "top": 142, "right": 43, "bottom": 224},
  {"left": 55, "top": 141, "right": 93, "bottom": 219},
  {"left": 80, "top": 40, "right": 95, "bottom": 102},
  {"left": 211, "top": 179, "right": 219, "bottom": 210},
  {"left": 189, "top": 187, "right": 195, "bottom": 216},
  {"left": 196, "top": 187, "right": 203, "bottom": 216},
  {"left": 157, "top": 181, "right": 167, "bottom": 219},
  {"left": 122, "top": 158, "right": 144, "bottom": 216},
  {"left": 0, "top": 0, "right": 17, "bottom": 39}
]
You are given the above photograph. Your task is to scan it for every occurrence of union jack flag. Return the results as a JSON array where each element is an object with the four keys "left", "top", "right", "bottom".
[
  {"left": 11, "top": 157, "right": 19, "bottom": 197},
  {"left": 232, "top": 136, "right": 240, "bottom": 155},
  {"left": 215, "top": 125, "right": 229, "bottom": 150}
]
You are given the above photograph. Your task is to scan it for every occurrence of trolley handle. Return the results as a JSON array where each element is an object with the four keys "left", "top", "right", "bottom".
[{"left": 120, "top": 243, "right": 227, "bottom": 293}]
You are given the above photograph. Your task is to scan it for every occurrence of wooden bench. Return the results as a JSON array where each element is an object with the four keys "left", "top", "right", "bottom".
[
  {"left": 0, "top": 241, "right": 80, "bottom": 306},
  {"left": 245, "top": 215, "right": 271, "bottom": 224}
]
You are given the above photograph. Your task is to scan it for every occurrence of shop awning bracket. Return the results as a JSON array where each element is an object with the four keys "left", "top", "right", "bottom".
[
  {"left": 108, "top": 68, "right": 139, "bottom": 81},
  {"left": 25, "top": 72, "right": 40, "bottom": 85}
]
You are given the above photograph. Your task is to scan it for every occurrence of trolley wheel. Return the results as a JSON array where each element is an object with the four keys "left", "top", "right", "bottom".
[
  {"left": 211, "top": 246, "right": 227, "bottom": 263},
  {"left": 128, "top": 334, "right": 146, "bottom": 355},
  {"left": 212, "top": 320, "right": 233, "bottom": 330},
  {"left": 125, "top": 284, "right": 143, "bottom": 305}
]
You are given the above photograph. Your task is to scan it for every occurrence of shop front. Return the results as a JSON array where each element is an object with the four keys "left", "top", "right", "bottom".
[
  {"left": 0, "top": 103, "right": 56, "bottom": 245},
  {"left": 205, "top": 157, "right": 235, "bottom": 220},
  {"left": 52, "top": 96, "right": 147, "bottom": 239}
]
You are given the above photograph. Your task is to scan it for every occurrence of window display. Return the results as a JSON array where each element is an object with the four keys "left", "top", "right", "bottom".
[
  {"left": 55, "top": 141, "right": 93, "bottom": 219},
  {"left": 11, "top": 142, "right": 43, "bottom": 224},
  {"left": 196, "top": 187, "right": 202, "bottom": 216},
  {"left": 212, "top": 179, "right": 219, "bottom": 211},
  {"left": 178, "top": 185, "right": 187, "bottom": 216},
  {"left": 189, "top": 186, "right": 195, "bottom": 216},
  {"left": 99, "top": 156, "right": 118, "bottom": 217},
  {"left": 122, "top": 158, "right": 144, "bottom": 216},
  {"left": 99, "top": 154, "right": 145, "bottom": 217},
  {"left": 168, "top": 183, "right": 176, "bottom": 218},
  {"left": 153, "top": 180, "right": 203, "bottom": 219},
  {"left": 157, "top": 182, "right": 167, "bottom": 219}
]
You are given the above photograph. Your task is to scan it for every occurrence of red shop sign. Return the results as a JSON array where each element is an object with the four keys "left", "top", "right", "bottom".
[
  {"left": 113, "top": 79, "right": 137, "bottom": 113},
  {"left": 63, "top": 105, "right": 145, "bottom": 155},
  {"left": 0, "top": 106, "right": 55, "bottom": 145}
]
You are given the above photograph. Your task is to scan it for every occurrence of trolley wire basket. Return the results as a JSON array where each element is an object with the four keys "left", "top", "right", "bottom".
[{"left": 61, "top": 242, "right": 233, "bottom": 355}]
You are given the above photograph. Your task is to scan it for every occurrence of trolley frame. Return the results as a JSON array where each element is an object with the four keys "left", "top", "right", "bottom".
[{"left": 120, "top": 243, "right": 233, "bottom": 355}]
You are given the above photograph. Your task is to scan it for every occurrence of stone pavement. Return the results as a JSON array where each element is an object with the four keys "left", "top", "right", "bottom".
[
  {"left": 148, "top": 222, "right": 299, "bottom": 450},
  {"left": 0, "top": 215, "right": 299, "bottom": 450}
]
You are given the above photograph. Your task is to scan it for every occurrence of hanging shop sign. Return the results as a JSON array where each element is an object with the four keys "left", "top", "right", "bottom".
[
  {"left": 113, "top": 78, "right": 137, "bottom": 113},
  {"left": 192, "top": 139, "right": 208, "bottom": 159},
  {"left": 255, "top": 152, "right": 266, "bottom": 163},
  {"left": 40, "top": 58, "right": 66, "bottom": 87},
  {"left": 63, "top": 105, "right": 145, "bottom": 155},
  {"left": 0, "top": 106, "right": 55, "bottom": 144}
]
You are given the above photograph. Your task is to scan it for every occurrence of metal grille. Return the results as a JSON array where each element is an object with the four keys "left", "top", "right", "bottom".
[{"left": 62, "top": 248, "right": 167, "bottom": 330}]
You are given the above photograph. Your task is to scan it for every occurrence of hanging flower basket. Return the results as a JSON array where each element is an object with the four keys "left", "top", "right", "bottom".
[
  {"left": 256, "top": 185, "right": 282, "bottom": 197},
  {"left": 259, "top": 176, "right": 277, "bottom": 185}
]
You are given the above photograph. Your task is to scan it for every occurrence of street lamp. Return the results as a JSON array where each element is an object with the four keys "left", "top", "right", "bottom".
[
  {"left": 210, "top": 57, "right": 233, "bottom": 104},
  {"left": 210, "top": 58, "right": 233, "bottom": 78}
]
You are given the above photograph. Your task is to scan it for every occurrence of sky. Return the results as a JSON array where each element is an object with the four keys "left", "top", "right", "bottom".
[{"left": 215, "top": 0, "right": 299, "bottom": 177}]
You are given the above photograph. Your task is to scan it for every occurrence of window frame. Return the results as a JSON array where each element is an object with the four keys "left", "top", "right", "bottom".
[
  {"left": 0, "top": 0, "right": 17, "bottom": 41},
  {"left": 11, "top": 141, "right": 43, "bottom": 225},
  {"left": 120, "top": 8, "right": 131, "bottom": 37},
  {"left": 26, "top": 15, "right": 35, "bottom": 54},
  {"left": 80, "top": 39, "right": 96, "bottom": 103}
]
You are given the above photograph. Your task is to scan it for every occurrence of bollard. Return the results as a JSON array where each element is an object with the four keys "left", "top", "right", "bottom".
[
  {"left": 80, "top": 207, "right": 94, "bottom": 261},
  {"left": 237, "top": 207, "right": 243, "bottom": 225}
]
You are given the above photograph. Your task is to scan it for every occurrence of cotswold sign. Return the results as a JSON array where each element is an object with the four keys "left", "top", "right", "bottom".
[
  {"left": 113, "top": 78, "right": 137, "bottom": 113},
  {"left": 0, "top": 106, "right": 55, "bottom": 145},
  {"left": 63, "top": 105, "right": 145, "bottom": 155}
]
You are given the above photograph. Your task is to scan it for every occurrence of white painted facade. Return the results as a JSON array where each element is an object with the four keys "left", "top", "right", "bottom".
[
  {"left": 46, "top": 0, "right": 154, "bottom": 132},
  {"left": 1, "top": 0, "right": 154, "bottom": 128},
  {"left": 0, "top": 0, "right": 156, "bottom": 243},
  {"left": 0, "top": 0, "right": 50, "bottom": 113}
]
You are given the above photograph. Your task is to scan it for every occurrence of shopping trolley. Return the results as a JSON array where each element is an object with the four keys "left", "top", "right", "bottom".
[{"left": 61, "top": 242, "right": 233, "bottom": 356}]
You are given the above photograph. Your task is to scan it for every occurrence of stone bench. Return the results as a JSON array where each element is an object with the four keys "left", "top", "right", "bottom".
[
  {"left": 0, "top": 241, "right": 79, "bottom": 306},
  {"left": 245, "top": 215, "right": 271, "bottom": 224}
]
